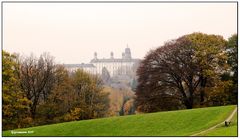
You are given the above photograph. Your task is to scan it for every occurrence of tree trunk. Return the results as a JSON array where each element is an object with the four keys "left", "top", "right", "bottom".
[
  {"left": 186, "top": 103, "right": 193, "bottom": 109},
  {"left": 30, "top": 106, "right": 36, "bottom": 119},
  {"left": 30, "top": 96, "right": 39, "bottom": 119},
  {"left": 179, "top": 82, "right": 193, "bottom": 109},
  {"left": 200, "top": 77, "right": 207, "bottom": 105},
  {"left": 184, "top": 96, "right": 193, "bottom": 109}
]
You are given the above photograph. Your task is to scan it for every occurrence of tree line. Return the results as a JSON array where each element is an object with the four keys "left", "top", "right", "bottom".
[
  {"left": 135, "top": 33, "right": 237, "bottom": 112},
  {"left": 3, "top": 52, "right": 110, "bottom": 130}
]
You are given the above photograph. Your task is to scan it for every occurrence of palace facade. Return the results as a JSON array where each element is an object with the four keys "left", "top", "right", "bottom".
[{"left": 65, "top": 47, "right": 140, "bottom": 77}]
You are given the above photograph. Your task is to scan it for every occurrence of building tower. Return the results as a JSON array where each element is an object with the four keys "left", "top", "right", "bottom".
[
  {"left": 124, "top": 45, "right": 132, "bottom": 59},
  {"left": 94, "top": 52, "right": 97, "bottom": 60},
  {"left": 110, "top": 52, "right": 114, "bottom": 59}
]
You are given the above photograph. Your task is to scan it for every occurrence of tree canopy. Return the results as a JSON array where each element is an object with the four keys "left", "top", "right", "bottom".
[
  {"left": 2, "top": 51, "right": 110, "bottom": 130},
  {"left": 136, "top": 32, "right": 233, "bottom": 112}
]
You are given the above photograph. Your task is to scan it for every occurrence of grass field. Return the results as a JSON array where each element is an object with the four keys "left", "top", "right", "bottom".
[
  {"left": 3, "top": 105, "right": 236, "bottom": 136},
  {"left": 199, "top": 110, "right": 237, "bottom": 136}
]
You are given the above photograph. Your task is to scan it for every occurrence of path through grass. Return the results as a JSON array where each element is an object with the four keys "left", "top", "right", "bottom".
[{"left": 199, "top": 110, "right": 237, "bottom": 136}]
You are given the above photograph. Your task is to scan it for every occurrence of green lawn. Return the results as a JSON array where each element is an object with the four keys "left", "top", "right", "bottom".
[
  {"left": 200, "top": 110, "right": 237, "bottom": 136},
  {"left": 3, "top": 105, "right": 236, "bottom": 136}
]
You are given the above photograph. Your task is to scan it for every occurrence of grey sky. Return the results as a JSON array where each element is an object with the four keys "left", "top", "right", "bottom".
[{"left": 3, "top": 3, "right": 237, "bottom": 64}]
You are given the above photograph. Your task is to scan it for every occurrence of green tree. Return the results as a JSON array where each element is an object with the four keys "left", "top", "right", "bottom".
[
  {"left": 227, "top": 34, "right": 237, "bottom": 103},
  {"left": 131, "top": 78, "right": 138, "bottom": 92},
  {"left": 227, "top": 34, "right": 237, "bottom": 81},
  {"left": 2, "top": 51, "right": 31, "bottom": 130},
  {"left": 217, "top": 34, "right": 238, "bottom": 105}
]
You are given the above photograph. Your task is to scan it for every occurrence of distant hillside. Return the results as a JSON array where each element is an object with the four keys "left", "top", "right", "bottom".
[{"left": 3, "top": 105, "right": 236, "bottom": 136}]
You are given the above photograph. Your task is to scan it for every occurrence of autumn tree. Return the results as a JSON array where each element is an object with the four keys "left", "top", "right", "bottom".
[
  {"left": 136, "top": 38, "right": 196, "bottom": 111},
  {"left": 119, "top": 95, "right": 130, "bottom": 116},
  {"left": 136, "top": 33, "right": 228, "bottom": 112},
  {"left": 185, "top": 33, "right": 228, "bottom": 105},
  {"left": 30, "top": 66, "right": 110, "bottom": 124},
  {"left": 19, "top": 53, "right": 55, "bottom": 119},
  {"left": 64, "top": 69, "right": 110, "bottom": 121},
  {"left": 2, "top": 51, "right": 31, "bottom": 130},
  {"left": 3, "top": 52, "right": 111, "bottom": 128},
  {"left": 105, "top": 86, "right": 136, "bottom": 116},
  {"left": 36, "top": 65, "right": 74, "bottom": 124}
]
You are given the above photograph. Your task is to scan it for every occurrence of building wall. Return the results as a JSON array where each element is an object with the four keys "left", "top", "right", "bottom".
[
  {"left": 91, "top": 61, "right": 135, "bottom": 77},
  {"left": 68, "top": 67, "right": 96, "bottom": 74},
  {"left": 66, "top": 61, "right": 137, "bottom": 77}
]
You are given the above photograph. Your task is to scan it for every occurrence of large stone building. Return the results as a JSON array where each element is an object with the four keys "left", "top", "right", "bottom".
[{"left": 65, "top": 47, "right": 140, "bottom": 77}]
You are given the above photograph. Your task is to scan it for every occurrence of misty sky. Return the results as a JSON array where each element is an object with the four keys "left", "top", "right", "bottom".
[{"left": 3, "top": 2, "right": 237, "bottom": 64}]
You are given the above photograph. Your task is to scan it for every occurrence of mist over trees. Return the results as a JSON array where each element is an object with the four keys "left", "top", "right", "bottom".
[{"left": 135, "top": 33, "right": 237, "bottom": 112}]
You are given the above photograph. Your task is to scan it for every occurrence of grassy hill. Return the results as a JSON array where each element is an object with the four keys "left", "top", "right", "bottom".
[
  {"left": 3, "top": 105, "right": 236, "bottom": 136},
  {"left": 199, "top": 110, "right": 237, "bottom": 136}
]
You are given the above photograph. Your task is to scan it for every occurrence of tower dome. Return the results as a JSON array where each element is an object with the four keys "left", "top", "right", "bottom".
[{"left": 124, "top": 46, "right": 131, "bottom": 59}]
